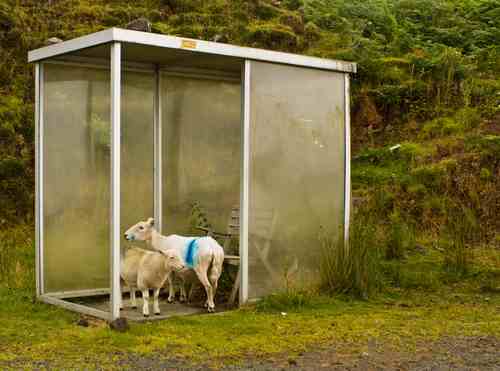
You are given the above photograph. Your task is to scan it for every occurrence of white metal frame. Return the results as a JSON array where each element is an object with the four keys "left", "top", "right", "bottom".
[
  {"left": 35, "top": 63, "right": 44, "bottom": 297},
  {"left": 344, "top": 75, "right": 351, "bottom": 243},
  {"left": 28, "top": 28, "right": 356, "bottom": 73},
  {"left": 110, "top": 42, "right": 121, "bottom": 320},
  {"left": 40, "top": 295, "right": 111, "bottom": 321},
  {"left": 239, "top": 60, "right": 251, "bottom": 304}
]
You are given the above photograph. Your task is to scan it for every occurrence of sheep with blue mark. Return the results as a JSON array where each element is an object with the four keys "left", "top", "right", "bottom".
[{"left": 124, "top": 217, "right": 225, "bottom": 312}]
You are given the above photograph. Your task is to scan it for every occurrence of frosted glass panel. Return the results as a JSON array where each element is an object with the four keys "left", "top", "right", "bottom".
[
  {"left": 43, "top": 64, "right": 110, "bottom": 292},
  {"left": 162, "top": 74, "right": 241, "bottom": 238},
  {"left": 121, "top": 71, "right": 154, "bottom": 239},
  {"left": 248, "top": 61, "right": 345, "bottom": 299},
  {"left": 43, "top": 65, "right": 155, "bottom": 293}
]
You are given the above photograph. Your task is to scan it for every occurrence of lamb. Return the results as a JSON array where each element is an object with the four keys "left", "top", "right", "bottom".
[
  {"left": 120, "top": 246, "right": 185, "bottom": 316},
  {"left": 124, "top": 217, "right": 224, "bottom": 312}
]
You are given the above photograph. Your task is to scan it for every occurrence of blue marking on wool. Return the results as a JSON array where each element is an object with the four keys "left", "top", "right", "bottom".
[{"left": 185, "top": 238, "right": 199, "bottom": 268}]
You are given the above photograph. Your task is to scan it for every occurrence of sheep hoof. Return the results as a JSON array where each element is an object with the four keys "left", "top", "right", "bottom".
[
  {"left": 143, "top": 314, "right": 149, "bottom": 317},
  {"left": 131, "top": 306, "right": 137, "bottom": 309},
  {"left": 207, "top": 307, "right": 215, "bottom": 313},
  {"left": 155, "top": 312, "right": 161, "bottom": 316},
  {"left": 167, "top": 298, "right": 175, "bottom": 303}
]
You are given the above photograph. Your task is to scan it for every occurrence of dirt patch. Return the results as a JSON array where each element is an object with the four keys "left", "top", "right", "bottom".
[
  {"left": 220, "top": 335, "right": 500, "bottom": 370},
  {"left": 1, "top": 335, "right": 498, "bottom": 370}
]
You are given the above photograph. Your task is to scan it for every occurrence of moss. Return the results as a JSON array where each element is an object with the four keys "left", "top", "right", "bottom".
[
  {"left": 465, "top": 134, "right": 500, "bottom": 158},
  {"left": 411, "top": 159, "right": 457, "bottom": 189},
  {"left": 480, "top": 167, "right": 492, "bottom": 180},
  {"left": 254, "top": 1, "right": 281, "bottom": 20},
  {"left": 279, "top": 11, "right": 304, "bottom": 34},
  {"left": 244, "top": 21, "right": 298, "bottom": 50},
  {"left": 406, "top": 183, "right": 427, "bottom": 198}
]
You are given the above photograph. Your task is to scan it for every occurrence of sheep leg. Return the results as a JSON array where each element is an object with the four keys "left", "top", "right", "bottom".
[
  {"left": 195, "top": 269, "right": 214, "bottom": 312},
  {"left": 179, "top": 278, "right": 187, "bottom": 303},
  {"left": 208, "top": 264, "right": 222, "bottom": 305},
  {"left": 142, "top": 289, "right": 150, "bottom": 317},
  {"left": 153, "top": 288, "right": 161, "bottom": 315},
  {"left": 129, "top": 287, "right": 137, "bottom": 308},
  {"left": 167, "top": 272, "right": 176, "bottom": 303}
]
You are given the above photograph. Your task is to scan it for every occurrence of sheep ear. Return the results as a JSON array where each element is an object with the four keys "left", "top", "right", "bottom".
[{"left": 147, "top": 217, "right": 155, "bottom": 227}]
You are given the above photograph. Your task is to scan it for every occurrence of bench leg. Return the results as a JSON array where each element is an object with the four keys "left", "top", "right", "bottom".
[{"left": 229, "top": 267, "right": 241, "bottom": 305}]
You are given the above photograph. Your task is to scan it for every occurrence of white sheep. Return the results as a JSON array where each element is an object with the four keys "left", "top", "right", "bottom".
[
  {"left": 120, "top": 246, "right": 185, "bottom": 316},
  {"left": 124, "top": 217, "right": 224, "bottom": 312}
]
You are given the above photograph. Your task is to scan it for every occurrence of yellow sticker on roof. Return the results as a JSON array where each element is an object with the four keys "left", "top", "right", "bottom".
[{"left": 181, "top": 40, "right": 197, "bottom": 49}]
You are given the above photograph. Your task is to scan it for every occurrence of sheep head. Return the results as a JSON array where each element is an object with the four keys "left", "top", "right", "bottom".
[
  {"left": 124, "top": 217, "right": 155, "bottom": 241},
  {"left": 161, "top": 249, "right": 185, "bottom": 272}
]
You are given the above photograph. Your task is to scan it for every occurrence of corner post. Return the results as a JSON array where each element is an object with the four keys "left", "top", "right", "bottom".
[
  {"left": 35, "top": 62, "right": 44, "bottom": 297},
  {"left": 240, "top": 60, "right": 251, "bottom": 304},
  {"left": 344, "top": 74, "right": 351, "bottom": 244},
  {"left": 110, "top": 42, "right": 122, "bottom": 320}
]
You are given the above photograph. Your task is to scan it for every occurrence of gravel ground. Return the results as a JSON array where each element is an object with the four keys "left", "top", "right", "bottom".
[
  {"left": 2, "top": 335, "right": 498, "bottom": 370},
  {"left": 223, "top": 336, "right": 500, "bottom": 371}
]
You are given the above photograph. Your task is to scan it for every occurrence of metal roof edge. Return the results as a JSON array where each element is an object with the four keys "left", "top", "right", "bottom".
[
  {"left": 28, "top": 27, "right": 357, "bottom": 73},
  {"left": 28, "top": 28, "right": 114, "bottom": 63}
]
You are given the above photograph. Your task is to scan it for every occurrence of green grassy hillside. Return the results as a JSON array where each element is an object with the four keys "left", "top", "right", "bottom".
[{"left": 1, "top": 0, "right": 499, "bottom": 239}]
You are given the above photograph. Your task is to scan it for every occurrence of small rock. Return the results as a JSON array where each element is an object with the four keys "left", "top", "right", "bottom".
[
  {"left": 212, "top": 34, "right": 224, "bottom": 42},
  {"left": 109, "top": 317, "right": 129, "bottom": 332},
  {"left": 76, "top": 317, "right": 89, "bottom": 327},
  {"left": 126, "top": 17, "right": 151, "bottom": 33},
  {"left": 46, "top": 37, "right": 63, "bottom": 45},
  {"left": 281, "top": 312, "right": 287, "bottom": 316}
]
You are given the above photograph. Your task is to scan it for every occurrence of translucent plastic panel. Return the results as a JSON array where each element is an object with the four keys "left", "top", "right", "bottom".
[
  {"left": 43, "top": 64, "right": 110, "bottom": 293},
  {"left": 248, "top": 61, "right": 345, "bottom": 299},
  {"left": 162, "top": 74, "right": 241, "bottom": 239},
  {"left": 43, "top": 65, "right": 155, "bottom": 294},
  {"left": 121, "top": 71, "right": 154, "bottom": 240}
]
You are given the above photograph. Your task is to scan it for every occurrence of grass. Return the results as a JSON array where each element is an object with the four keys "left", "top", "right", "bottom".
[
  {"left": 1, "top": 226, "right": 499, "bottom": 368},
  {"left": 1, "top": 285, "right": 499, "bottom": 369}
]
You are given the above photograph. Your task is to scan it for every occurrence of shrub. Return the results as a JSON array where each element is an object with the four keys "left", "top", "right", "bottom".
[
  {"left": 319, "top": 213, "right": 382, "bottom": 299},
  {"left": 441, "top": 206, "right": 478, "bottom": 276},
  {"left": 385, "top": 211, "right": 414, "bottom": 260}
]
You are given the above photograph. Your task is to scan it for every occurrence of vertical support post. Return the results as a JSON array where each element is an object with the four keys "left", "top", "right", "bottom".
[
  {"left": 35, "top": 63, "right": 44, "bottom": 297},
  {"left": 239, "top": 60, "right": 251, "bottom": 304},
  {"left": 344, "top": 74, "right": 351, "bottom": 244},
  {"left": 110, "top": 42, "right": 121, "bottom": 320},
  {"left": 154, "top": 65, "right": 162, "bottom": 233}
]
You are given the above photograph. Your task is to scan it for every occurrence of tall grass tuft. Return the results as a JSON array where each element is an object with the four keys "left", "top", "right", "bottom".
[
  {"left": 319, "top": 213, "right": 382, "bottom": 299},
  {"left": 441, "top": 205, "right": 477, "bottom": 276},
  {"left": 0, "top": 225, "right": 34, "bottom": 291},
  {"left": 385, "top": 211, "right": 414, "bottom": 260}
]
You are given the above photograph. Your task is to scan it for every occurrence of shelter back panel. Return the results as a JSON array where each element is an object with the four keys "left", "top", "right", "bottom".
[{"left": 161, "top": 74, "right": 241, "bottom": 241}]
